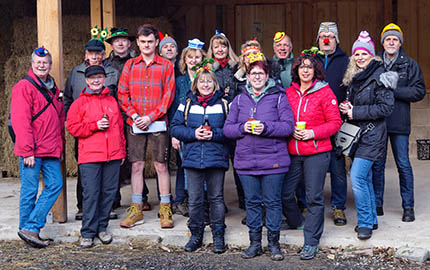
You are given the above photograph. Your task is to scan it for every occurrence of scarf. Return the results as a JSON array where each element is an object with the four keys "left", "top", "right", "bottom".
[
  {"left": 215, "top": 57, "right": 230, "bottom": 69},
  {"left": 197, "top": 93, "right": 214, "bottom": 107},
  {"left": 351, "top": 59, "right": 380, "bottom": 91}
]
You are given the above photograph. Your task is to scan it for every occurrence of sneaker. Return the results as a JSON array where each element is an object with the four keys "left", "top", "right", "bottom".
[
  {"left": 120, "top": 203, "right": 144, "bottom": 228},
  {"left": 97, "top": 231, "right": 113, "bottom": 245},
  {"left": 80, "top": 237, "right": 93, "bottom": 248},
  {"left": 159, "top": 203, "right": 174, "bottom": 229},
  {"left": 75, "top": 210, "right": 83, "bottom": 221},
  {"left": 175, "top": 201, "right": 189, "bottom": 217},
  {"left": 357, "top": 227, "right": 372, "bottom": 240},
  {"left": 300, "top": 245, "right": 318, "bottom": 260},
  {"left": 402, "top": 208, "right": 415, "bottom": 222},
  {"left": 17, "top": 230, "right": 49, "bottom": 248},
  {"left": 354, "top": 224, "right": 378, "bottom": 232},
  {"left": 142, "top": 200, "right": 152, "bottom": 211},
  {"left": 333, "top": 207, "right": 347, "bottom": 226},
  {"left": 109, "top": 209, "right": 118, "bottom": 220}
]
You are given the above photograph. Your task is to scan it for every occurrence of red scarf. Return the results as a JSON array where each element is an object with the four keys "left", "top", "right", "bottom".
[
  {"left": 215, "top": 57, "right": 230, "bottom": 69},
  {"left": 197, "top": 93, "right": 214, "bottom": 107}
]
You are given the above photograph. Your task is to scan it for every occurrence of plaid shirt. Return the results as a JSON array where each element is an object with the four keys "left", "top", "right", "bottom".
[{"left": 118, "top": 54, "right": 175, "bottom": 126}]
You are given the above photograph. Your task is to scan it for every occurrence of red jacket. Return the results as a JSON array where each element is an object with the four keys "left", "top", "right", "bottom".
[
  {"left": 66, "top": 87, "right": 126, "bottom": 164},
  {"left": 286, "top": 80, "right": 341, "bottom": 156},
  {"left": 11, "top": 68, "right": 64, "bottom": 158}
]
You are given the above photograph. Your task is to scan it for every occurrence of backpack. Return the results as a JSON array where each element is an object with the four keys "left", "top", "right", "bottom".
[
  {"left": 8, "top": 76, "right": 56, "bottom": 143},
  {"left": 183, "top": 97, "right": 229, "bottom": 126}
]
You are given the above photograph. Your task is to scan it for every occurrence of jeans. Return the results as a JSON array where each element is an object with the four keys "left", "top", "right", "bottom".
[
  {"left": 186, "top": 168, "right": 225, "bottom": 229},
  {"left": 240, "top": 173, "right": 285, "bottom": 232},
  {"left": 80, "top": 160, "right": 120, "bottom": 238},
  {"left": 372, "top": 134, "right": 414, "bottom": 209},
  {"left": 351, "top": 157, "right": 377, "bottom": 228},
  {"left": 19, "top": 157, "right": 63, "bottom": 233},
  {"left": 174, "top": 149, "right": 186, "bottom": 204},
  {"left": 329, "top": 151, "right": 347, "bottom": 210},
  {"left": 282, "top": 152, "right": 330, "bottom": 246}
]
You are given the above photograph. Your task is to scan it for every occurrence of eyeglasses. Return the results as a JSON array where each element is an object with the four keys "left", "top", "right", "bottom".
[
  {"left": 249, "top": 72, "right": 266, "bottom": 77},
  {"left": 198, "top": 80, "right": 214, "bottom": 84},
  {"left": 298, "top": 65, "right": 314, "bottom": 70},
  {"left": 319, "top": 35, "right": 335, "bottom": 40}
]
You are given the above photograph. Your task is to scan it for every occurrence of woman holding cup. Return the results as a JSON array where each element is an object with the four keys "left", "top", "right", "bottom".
[
  {"left": 224, "top": 58, "right": 294, "bottom": 261},
  {"left": 170, "top": 66, "right": 229, "bottom": 254},
  {"left": 283, "top": 48, "right": 341, "bottom": 260}
]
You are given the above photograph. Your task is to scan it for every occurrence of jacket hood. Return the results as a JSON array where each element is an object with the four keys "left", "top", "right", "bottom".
[
  {"left": 81, "top": 86, "right": 110, "bottom": 96},
  {"left": 245, "top": 77, "right": 277, "bottom": 94},
  {"left": 291, "top": 79, "right": 328, "bottom": 95}
]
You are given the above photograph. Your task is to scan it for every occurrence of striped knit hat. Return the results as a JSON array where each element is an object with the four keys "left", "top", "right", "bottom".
[{"left": 352, "top": 31, "right": 375, "bottom": 56}]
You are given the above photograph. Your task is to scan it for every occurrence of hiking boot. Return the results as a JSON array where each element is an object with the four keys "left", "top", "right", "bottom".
[
  {"left": 75, "top": 209, "right": 83, "bottom": 221},
  {"left": 333, "top": 207, "right": 347, "bottom": 226},
  {"left": 300, "top": 245, "right": 318, "bottom": 260},
  {"left": 354, "top": 224, "right": 378, "bottom": 232},
  {"left": 267, "top": 230, "right": 284, "bottom": 261},
  {"left": 120, "top": 203, "right": 144, "bottom": 228},
  {"left": 17, "top": 230, "right": 49, "bottom": 248},
  {"left": 80, "top": 237, "right": 93, "bottom": 248},
  {"left": 109, "top": 209, "right": 118, "bottom": 220},
  {"left": 159, "top": 203, "right": 174, "bottom": 229},
  {"left": 242, "top": 231, "right": 263, "bottom": 259},
  {"left": 185, "top": 226, "right": 204, "bottom": 252},
  {"left": 175, "top": 200, "right": 189, "bottom": 217},
  {"left": 142, "top": 200, "right": 152, "bottom": 211},
  {"left": 97, "top": 231, "right": 113, "bottom": 245},
  {"left": 211, "top": 225, "right": 226, "bottom": 254},
  {"left": 357, "top": 227, "right": 372, "bottom": 240}
]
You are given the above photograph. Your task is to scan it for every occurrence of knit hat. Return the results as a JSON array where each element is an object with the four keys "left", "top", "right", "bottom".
[
  {"left": 380, "top": 23, "right": 403, "bottom": 44},
  {"left": 106, "top": 27, "right": 135, "bottom": 44},
  {"left": 317, "top": 22, "right": 339, "bottom": 43},
  {"left": 158, "top": 34, "right": 177, "bottom": 54},
  {"left": 85, "top": 39, "right": 105, "bottom": 51},
  {"left": 85, "top": 65, "right": 106, "bottom": 78},
  {"left": 352, "top": 31, "right": 375, "bottom": 56}
]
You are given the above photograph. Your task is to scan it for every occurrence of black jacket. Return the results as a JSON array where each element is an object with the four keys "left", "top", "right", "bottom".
[
  {"left": 377, "top": 48, "right": 426, "bottom": 134},
  {"left": 348, "top": 59, "right": 395, "bottom": 161},
  {"left": 316, "top": 46, "right": 349, "bottom": 103},
  {"left": 213, "top": 59, "right": 237, "bottom": 103}
]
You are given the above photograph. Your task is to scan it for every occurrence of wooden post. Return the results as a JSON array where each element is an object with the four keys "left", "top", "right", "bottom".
[
  {"left": 37, "top": 0, "right": 67, "bottom": 223},
  {"left": 103, "top": 0, "right": 115, "bottom": 56},
  {"left": 91, "top": 0, "right": 102, "bottom": 29}
]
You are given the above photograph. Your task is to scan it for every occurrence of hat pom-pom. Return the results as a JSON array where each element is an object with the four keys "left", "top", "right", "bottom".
[{"left": 358, "top": 31, "right": 371, "bottom": 43}]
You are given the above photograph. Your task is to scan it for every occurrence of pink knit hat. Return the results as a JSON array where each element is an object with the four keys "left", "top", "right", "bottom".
[{"left": 352, "top": 31, "right": 375, "bottom": 56}]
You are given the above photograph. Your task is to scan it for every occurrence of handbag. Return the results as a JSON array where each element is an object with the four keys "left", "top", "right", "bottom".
[{"left": 335, "top": 121, "right": 375, "bottom": 157}]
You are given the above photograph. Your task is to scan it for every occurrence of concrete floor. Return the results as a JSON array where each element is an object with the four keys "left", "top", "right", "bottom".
[{"left": 1, "top": 157, "right": 429, "bottom": 250}]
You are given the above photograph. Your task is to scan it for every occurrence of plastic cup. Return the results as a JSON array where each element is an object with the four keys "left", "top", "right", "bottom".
[
  {"left": 296, "top": 121, "right": 306, "bottom": 130},
  {"left": 250, "top": 120, "right": 261, "bottom": 134}
]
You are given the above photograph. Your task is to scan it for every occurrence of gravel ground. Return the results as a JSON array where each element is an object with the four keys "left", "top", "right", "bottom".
[{"left": 0, "top": 240, "right": 429, "bottom": 270}]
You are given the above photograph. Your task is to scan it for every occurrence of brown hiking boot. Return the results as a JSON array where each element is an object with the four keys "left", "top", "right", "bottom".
[
  {"left": 159, "top": 203, "right": 174, "bottom": 229},
  {"left": 120, "top": 203, "right": 144, "bottom": 228},
  {"left": 333, "top": 207, "right": 347, "bottom": 226}
]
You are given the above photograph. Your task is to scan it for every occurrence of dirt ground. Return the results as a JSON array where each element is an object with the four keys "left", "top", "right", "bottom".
[{"left": 0, "top": 240, "right": 428, "bottom": 270}]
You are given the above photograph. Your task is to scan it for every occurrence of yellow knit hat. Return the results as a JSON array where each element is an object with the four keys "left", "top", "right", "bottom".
[{"left": 381, "top": 23, "right": 403, "bottom": 44}]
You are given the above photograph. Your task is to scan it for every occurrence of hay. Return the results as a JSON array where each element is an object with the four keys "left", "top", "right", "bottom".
[{"left": 1, "top": 15, "right": 173, "bottom": 178}]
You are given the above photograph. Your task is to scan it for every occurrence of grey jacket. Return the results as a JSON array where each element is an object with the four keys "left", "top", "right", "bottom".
[{"left": 64, "top": 60, "right": 119, "bottom": 115}]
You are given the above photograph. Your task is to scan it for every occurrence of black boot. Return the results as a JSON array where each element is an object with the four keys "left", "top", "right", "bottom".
[
  {"left": 184, "top": 226, "right": 204, "bottom": 252},
  {"left": 242, "top": 231, "right": 263, "bottom": 259},
  {"left": 211, "top": 224, "right": 226, "bottom": 254},
  {"left": 267, "top": 230, "right": 284, "bottom": 261}
]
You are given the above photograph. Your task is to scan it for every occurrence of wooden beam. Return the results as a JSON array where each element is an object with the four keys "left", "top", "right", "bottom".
[
  {"left": 37, "top": 0, "right": 67, "bottom": 223},
  {"left": 91, "top": 0, "right": 102, "bottom": 29},
  {"left": 384, "top": 0, "right": 393, "bottom": 24},
  {"left": 103, "top": 0, "right": 115, "bottom": 55}
]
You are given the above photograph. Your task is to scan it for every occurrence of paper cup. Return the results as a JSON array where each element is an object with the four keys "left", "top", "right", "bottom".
[
  {"left": 296, "top": 121, "right": 306, "bottom": 130},
  {"left": 251, "top": 120, "right": 261, "bottom": 134}
]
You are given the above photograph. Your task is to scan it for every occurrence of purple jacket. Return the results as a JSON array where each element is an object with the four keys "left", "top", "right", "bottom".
[{"left": 223, "top": 84, "right": 294, "bottom": 175}]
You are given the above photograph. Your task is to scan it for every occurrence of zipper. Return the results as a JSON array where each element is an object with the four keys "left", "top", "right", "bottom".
[
  {"left": 100, "top": 95, "right": 110, "bottom": 161},
  {"left": 304, "top": 99, "right": 309, "bottom": 113}
]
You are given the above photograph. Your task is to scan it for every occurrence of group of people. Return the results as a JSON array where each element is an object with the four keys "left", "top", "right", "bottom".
[{"left": 10, "top": 20, "right": 425, "bottom": 261}]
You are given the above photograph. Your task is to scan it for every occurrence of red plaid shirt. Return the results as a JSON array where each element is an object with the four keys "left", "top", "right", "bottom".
[{"left": 118, "top": 54, "right": 175, "bottom": 126}]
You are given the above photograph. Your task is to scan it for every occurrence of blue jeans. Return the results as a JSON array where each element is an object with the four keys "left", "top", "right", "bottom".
[
  {"left": 174, "top": 149, "right": 186, "bottom": 204},
  {"left": 19, "top": 157, "right": 63, "bottom": 233},
  {"left": 186, "top": 168, "right": 225, "bottom": 228},
  {"left": 240, "top": 173, "right": 285, "bottom": 232},
  {"left": 372, "top": 134, "right": 414, "bottom": 209},
  {"left": 329, "top": 151, "right": 347, "bottom": 210},
  {"left": 351, "top": 157, "right": 377, "bottom": 228}
]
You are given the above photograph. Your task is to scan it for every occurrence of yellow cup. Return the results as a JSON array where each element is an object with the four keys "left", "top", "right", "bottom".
[
  {"left": 250, "top": 120, "right": 261, "bottom": 134},
  {"left": 296, "top": 121, "right": 306, "bottom": 130}
]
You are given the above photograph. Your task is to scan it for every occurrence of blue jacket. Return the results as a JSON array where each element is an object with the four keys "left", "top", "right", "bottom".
[
  {"left": 170, "top": 90, "right": 229, "bottom": 169},
  {"left": 168, "top": 72, "right": 191, "bottom": 124}
]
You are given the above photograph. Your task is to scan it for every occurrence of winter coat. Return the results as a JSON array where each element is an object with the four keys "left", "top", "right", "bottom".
[
  {"left": 11, "top": 68, "right": 64, "bottom": 158},
  {"left": 212, "top": 59, "right": 237, "bottom": 102},
  {"left": 347, "top": 59, "right": 395, "bottom": 161},
  {"left": 268, "top": 52, "right": 294, "bottom": 89},
  {"left": 377, "top": 48, "right": 426, "bottom": 134},
  {"left": 64, "top": 60, "right": 119, "bottom": 115},
  {"left": 66, "top": 87, "right": 126, "bottom": 164},
  {"left": 223, "top": 81, "right": 295, "bottom": 175},
  {"left": 170, "top": 90, "right": 229, "bottom": 169},
  {"left": 168, "top": 72, "right": 191, "bottom": 124},
  {"left": 286, "top": 80, "right": 342, "bottom": 156},
  {"left": 316, "top": 47, "right": 349, "bottom": 104}
]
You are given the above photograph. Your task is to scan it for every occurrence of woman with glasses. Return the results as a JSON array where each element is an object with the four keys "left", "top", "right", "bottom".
[
  {"left": 283, "top": 49, "right": 341, "bottom": 260},
  {"left": 224, "top": 59, "right": 294, "bottom": 261},
  {"left": 171, "top": 67, "right": 229, "bottom": 254}
]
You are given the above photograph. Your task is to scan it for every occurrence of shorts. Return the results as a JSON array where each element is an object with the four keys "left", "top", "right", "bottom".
[{"left": 126, "top": 125, "right": 169, "bottom": 163}]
